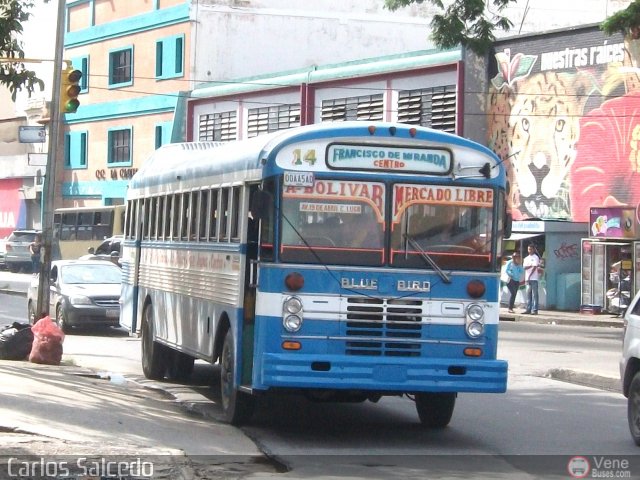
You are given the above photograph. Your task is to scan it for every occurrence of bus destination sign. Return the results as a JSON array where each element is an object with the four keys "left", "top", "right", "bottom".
[{"left": 327, "top": 144, "right": 451, "bottom": 174}]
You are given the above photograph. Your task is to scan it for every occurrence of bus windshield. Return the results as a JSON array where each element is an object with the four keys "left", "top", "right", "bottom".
[
  {"left": 279, "top": 179, "right": 495, "bottom": 271},
  {"left": 280, "top": 180, "right": 385, "bottom": 266}
]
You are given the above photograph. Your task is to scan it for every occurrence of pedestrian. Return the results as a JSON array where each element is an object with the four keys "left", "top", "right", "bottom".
[
  {"left": 29, "top": 233, "right": 42, "bottom": 275},
  {"left": 522, "top": 244, "right": 543, "bottom": 314},
  {"left": 505, "top": 252, "right": 524, "bottom": 313}
]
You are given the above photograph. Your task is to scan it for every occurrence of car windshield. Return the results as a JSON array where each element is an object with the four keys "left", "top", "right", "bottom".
[{"left": 60, "top": 264, "right": 122, "bottom": 284}]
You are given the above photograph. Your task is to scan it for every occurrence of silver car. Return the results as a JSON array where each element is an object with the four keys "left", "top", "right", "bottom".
[
  {"left": 5, "top": 230, "right": 40, "bottom": 273},
  {"left": 27, "top": 259, "right": 122, "bottom": 333},
  {"left": 620, "top": 288, "right": 640, "bottom": 445}
]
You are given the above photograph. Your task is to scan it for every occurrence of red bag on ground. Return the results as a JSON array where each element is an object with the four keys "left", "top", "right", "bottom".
[{"left": 29, "top": 316, "right": 65, "bottom": 365}]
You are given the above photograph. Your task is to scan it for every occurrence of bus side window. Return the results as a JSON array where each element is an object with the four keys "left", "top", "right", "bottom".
[
  {"left": 230, "top": 186, "right": 241, "bottom": 242},
  {"left": 146, "top": 197, "right": 157, "bottom": 240},
  {"left": 220, "top": 188, "right": 230, "bottom": 242},
  {"left": 170, "top": 194, "right": 180, "bottom": 240},
  {"left": 209, "top": 189, "right": 219, "bottom": 241},
  {"left": 187, "top": 191, "right": 197, "bottom": 240},
  {"left": 155, "top": 197, "right": 164, "bottom": 240},
  {"left": 163, "top": 195, "right": 173, "bottom": 240},
  {"left": 61, "top": 212, "right": 77, "bottom": 241},
  {"left": 198, "top": 190, "right": 209, "bottom": 241},
  {"left": 94, "top": 211, "right": 112, "bottom": 240}
]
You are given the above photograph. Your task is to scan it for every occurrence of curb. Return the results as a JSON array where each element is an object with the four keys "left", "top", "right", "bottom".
[
  {"left": 500, "top": 312, "right": 623, "bottom": 328},
  {"left": 544, "top": 368, "right": 621, "bottom": 393},
  {"left": 0, "top": 289, "right": 26, "bottom": 297}
]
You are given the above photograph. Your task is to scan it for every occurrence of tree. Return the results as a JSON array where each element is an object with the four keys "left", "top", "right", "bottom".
[
  {"left": 0, "top": 0, "right": 48, "bottom": 101},
  {"left": 384, "top": 0, "right": 517, "bottom": 56},
  {"left": 601, "top": 0, "right": 640, "bottom": 39}
]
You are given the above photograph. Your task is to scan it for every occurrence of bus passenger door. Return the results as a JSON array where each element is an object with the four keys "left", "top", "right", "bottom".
[{"left": 241, "top": 185, "right": 263, "bottom": 385}]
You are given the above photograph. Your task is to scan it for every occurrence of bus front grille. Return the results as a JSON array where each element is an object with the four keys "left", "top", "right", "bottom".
[{"left": 345, "top": 297, "right": 423, "bottom": 357}]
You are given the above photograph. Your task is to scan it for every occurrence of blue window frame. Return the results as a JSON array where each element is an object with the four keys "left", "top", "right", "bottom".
[
  {"left": 64, "top": 131, "right": 88, "bottom": 169},
  {"left": 109, "top": 46, "right": 133, "bottom": 87},
  {"left": 155, "top": 35, "right": 184, "bottom": 80},
  {"left": 155, "top": 121, "right": 172, "bottom": 149},
  {"left": 107, "top": 127, "right": 132, "bottom": 166}
]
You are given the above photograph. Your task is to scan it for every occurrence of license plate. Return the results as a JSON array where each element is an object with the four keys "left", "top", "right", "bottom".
[{"left": 106, "top": 309, "right": 120, "bottom": 318}]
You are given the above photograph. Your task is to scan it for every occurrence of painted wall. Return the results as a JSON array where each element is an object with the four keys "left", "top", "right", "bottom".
[
  {"left": 62, "top": 1, "right": 190, "bottom": 207},
  {"left": 487, "top": 25, "right": 640, "bottom": 223},
  {"left": 0, "top": 179, "right": 27, "bottom": 237}
]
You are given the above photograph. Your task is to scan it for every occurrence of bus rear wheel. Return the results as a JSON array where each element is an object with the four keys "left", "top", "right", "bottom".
[
  {"left": 415, "top": 392, "right": 456, "bottom": 428},
  {"left": 141, "top": 305, "right": 167, "bottom": 380},
  {"left": 220, "top": 328, "right": 254, "bottom": 425}
]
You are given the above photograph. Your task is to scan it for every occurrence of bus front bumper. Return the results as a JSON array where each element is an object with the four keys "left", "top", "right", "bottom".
[{"left": 256, "top": 354, "right": 508, "bottom": 393}]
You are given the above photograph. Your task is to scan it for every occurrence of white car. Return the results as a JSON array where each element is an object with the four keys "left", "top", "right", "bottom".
[
  {"left": 620, "top": 289, "right": 640, "bottom": 445},
  {"left": 27, "top": 259, "right": 122, "bottom": 333}
]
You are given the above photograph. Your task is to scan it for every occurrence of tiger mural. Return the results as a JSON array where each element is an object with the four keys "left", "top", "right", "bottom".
[{"left": 488, "top": 71, "right": 592, "bottom": 220}]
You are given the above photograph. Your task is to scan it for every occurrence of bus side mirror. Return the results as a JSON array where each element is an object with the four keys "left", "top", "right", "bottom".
[
  {"left": 504, "top": 213, "right": 512, "bottom": 239},
  {"left": 87, "top": 247, "right": 95, "bottom": 254},
  {"left": 250, "top": 189, "right": 272, "bottom": 221}
]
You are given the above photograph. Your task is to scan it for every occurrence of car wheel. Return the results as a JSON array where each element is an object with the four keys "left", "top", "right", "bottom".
[
  {"left": 141, "top": 304, "right": 167, "bottom": 380},
  {"left": 415, "top": 392, "right": 456, "bottom": 428},
  {"left": 628, "top": 372, "right": 640, "bottom": 446},
  {"left": 56, "top": 304, "right": 71, "bottom": 334},
  {"left": 220, "top": 327, "right": 254, "bottom": 425},
  {"left": 8, "top": 265, "right": 18, "bottom": 273}
]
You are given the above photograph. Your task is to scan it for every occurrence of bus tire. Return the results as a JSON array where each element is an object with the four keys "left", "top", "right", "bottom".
[
  {"left": 141, "top": 305, "right": 167, "bottom": 380},
  {"left": 220, "top": 327, "right": 254, "bottom": 425},
  {"left": 167, "top": 351, "right": 195, "bottom": 381},
  {"left": 415, "top": 392, "right": 456, "bottom": 428}
]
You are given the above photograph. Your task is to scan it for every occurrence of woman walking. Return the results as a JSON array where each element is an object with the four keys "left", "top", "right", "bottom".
[{"left": 505, "top": 252, "right": 524, "bottom": 313}]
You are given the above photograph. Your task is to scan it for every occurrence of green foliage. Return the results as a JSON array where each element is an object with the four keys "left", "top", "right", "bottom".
[
  {"left": 0, "top": 0, "right": 47, "bottom": 101},
  {"left": 385, "top": 0, "right": 517, "bottom": 56},
  {"left": 601, "top": 0, "right": 640, "bottom": 39}
]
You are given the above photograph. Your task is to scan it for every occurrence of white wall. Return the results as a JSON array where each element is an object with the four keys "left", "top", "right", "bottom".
[{"left": 190, "top": 0, "right": 633, "bottom": 86}]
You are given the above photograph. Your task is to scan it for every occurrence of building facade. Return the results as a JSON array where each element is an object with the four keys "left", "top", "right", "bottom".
[{"left": 60, "top": 0, "right": 191, "bottom": 208}]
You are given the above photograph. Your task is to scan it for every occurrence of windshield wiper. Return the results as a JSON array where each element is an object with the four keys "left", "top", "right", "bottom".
[{"left": 403, "top": 234, "right": 452, "bottom": 284}]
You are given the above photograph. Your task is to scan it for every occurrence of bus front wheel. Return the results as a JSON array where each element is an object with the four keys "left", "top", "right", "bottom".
[
  {"left": 141, "top": 305, "right": 167, "bottom": 380},
  {"left": 220, "top": 328, "right": 254, "bottom": 425},
  {"left": 415, "top": 392, "right": 456, "bottom": 428}
]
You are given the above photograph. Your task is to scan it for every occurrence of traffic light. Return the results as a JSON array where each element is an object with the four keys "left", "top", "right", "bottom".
[{"left": 60, "top": 63, "right": 82, "bottom": 114}]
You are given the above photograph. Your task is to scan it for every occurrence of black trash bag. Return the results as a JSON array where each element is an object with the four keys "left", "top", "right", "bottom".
[{"left": 0, "top": 322, "right": 34, "bottom": 361}]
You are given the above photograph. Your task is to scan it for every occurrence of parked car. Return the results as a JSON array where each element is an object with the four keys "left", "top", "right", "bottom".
[
  {"left": 0, "top": 236, "right": 7, "bottom": 270},
  {"left": 27, "top": 259, "right": 122, "bottom": 333},
  {"left": 620, "top": 289, "right": 640, "bottom": 445},
  {"left": 79, "top": 235, "right": 123, "bottom": 266},
  {"left": 5, "top": 229, "right": 40, "bottom": 273}
]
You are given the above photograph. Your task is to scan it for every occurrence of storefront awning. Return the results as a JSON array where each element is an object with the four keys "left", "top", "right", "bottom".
[{"left": 504, "top": 232, "right": 543, "bottom": 241}]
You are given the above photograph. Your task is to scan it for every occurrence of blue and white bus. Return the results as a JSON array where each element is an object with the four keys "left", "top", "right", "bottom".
[{"left": 120, "top": 121, "right": 510, "bottom": 426}]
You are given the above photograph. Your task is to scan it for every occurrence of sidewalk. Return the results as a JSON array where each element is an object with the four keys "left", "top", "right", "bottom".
[{"left": 499, "top": 306, "right": 625, "bottom": 328}]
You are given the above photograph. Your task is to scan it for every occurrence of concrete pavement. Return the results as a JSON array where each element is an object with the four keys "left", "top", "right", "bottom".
[
  {"left": 0, "top": 360, "right": 280, "bottom": 478},
  {"left": 0, "top": 275, "right": 626, "bottom": 473}
]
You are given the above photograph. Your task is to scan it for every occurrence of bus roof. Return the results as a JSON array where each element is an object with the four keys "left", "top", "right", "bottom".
[{"left": 128, "top": 122, "right": 503, "bottom": 196}]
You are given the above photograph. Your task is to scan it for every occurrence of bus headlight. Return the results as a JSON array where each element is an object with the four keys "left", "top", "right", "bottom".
[
  {"left": 465, "top": 304, "right": 485, "bottom": 338},
  {"left": 283, "top": 296, "right": 303, "bottom": 332},
  {"left": 283, "top": 296, "right": 303, "bottom": 314},
  {"left": 283, "top": 314, "right": 303, "bottom": 332}
]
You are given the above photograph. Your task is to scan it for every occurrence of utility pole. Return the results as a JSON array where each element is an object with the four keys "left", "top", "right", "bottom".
[{"left": 36, "top": 0, "right": 67, "bottom": 318}]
